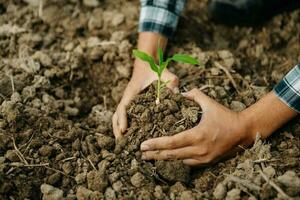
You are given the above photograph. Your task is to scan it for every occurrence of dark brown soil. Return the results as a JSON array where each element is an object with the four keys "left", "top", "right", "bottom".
[{"left": 0, "top": 0, "right": 299, "bottom": 199}]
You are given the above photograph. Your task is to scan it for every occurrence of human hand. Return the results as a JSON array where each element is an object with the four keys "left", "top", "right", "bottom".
[
  {"left": 140, "top": 88, "right": 255, "bottom": 166},
  {"left": 112, "top": 61, "right": 178, "bottom": 139}
]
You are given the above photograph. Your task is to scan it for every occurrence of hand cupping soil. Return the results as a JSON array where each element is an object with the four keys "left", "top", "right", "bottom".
[{"left": 107, "top": 85, "right": 202, "bottom": 197}]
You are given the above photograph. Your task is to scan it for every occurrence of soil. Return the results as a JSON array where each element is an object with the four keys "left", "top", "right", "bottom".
[{"left": 0, "top": 0, "right": 299, "bottom": 200}]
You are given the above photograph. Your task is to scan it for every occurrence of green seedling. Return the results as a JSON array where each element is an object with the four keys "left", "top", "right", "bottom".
[{"left": 133, "top": 43, "right": 199, "bottom": 104}]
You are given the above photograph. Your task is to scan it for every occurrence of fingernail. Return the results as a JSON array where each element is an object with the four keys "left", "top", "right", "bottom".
[
  {"left": 141, "top": 143, "right": 150, "bottom": 151},
  {"left": 141, "top": 154, "right": 146, "bottom": 160}
]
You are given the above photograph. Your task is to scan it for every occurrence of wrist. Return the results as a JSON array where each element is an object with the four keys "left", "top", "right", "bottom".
[{"left": 240, "top": 91, "right": 298, "bottom": 143}]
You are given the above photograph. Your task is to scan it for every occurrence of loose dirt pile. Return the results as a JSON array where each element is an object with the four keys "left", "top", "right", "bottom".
[{"left": 0, "top": 0, "right": 299, "bottom": 199}]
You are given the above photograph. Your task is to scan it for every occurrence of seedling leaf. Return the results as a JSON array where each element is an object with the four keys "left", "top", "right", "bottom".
[
  {"left": 171, "top": 54, "right": 199, "bottom": 65},
  {"left": 158, "top": 47, "right": 164, "bottom": 66},
  {"left": 133, "top": 49, "right": 158, "bottom": 72}
]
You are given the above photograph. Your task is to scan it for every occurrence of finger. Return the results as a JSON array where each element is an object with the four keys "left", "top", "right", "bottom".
[
  {"left": 182, "top": 159, "right": 201, "bottom": 166},
  {"left": 112, "top": 114, "right": 122, "bottom": 139},
  {"left": 183, "top": 157, "right": 213, "bottom": 166},
  {"left": 140, "top": 128, "right": 196, "bottom": 151},
  {"left": 142, "top": 146, "right": 196, "bottom": 160},
  {"left": 182, "top": 88, "right": 210, "bottom": 109},
  {"left": 118, "top": 107, "right": 128, "bottom": 133}
]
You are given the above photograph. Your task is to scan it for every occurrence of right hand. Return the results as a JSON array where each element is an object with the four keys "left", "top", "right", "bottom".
[{"left": 112, "top": 61, "right": 179, "bottom": 139}]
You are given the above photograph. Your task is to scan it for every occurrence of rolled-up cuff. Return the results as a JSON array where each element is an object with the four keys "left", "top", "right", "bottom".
[
  {"left": 274, "top": 64, "right": 300, "bottom": 113},
  {"left": 138, "top": 0, "right": 186, "bottom": 38}
]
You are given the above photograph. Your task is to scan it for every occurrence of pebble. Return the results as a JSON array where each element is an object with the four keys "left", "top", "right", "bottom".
[
  {"left": 112, "top": 13, "right": 125, "bottom": 26},
  {"left": 226, "top": 188, "right": 241, "bottom": 200},
  {"left": 75, "top": 172, "right": 86, "bottom": 184},
  {"left": 213, "top": 183, "right": 227, "bottom": 200},
  {"left": 130, "top": 172, "right": 145, "bottom": 187},
  {"left": 277, "top": 171, "right": 300, "bottom": 188},
  {"left": 104, "top": 187, "right": 117, "bottom": 200},
  {"left": 83, "top": 0, "right": 99, "bottom": 7},
  {"left": 41, "top": 184, "right": 63, "bottom": 200},
  {"left": 180, "top": 191, "right": 195, "bottom": 200}
]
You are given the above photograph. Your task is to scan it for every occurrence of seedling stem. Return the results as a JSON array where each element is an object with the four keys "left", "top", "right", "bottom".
[{"left": 133, "top": 41, "right": 199, "bottom": 104}]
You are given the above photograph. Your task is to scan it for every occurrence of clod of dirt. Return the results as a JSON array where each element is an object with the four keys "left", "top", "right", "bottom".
[
  {"left": 104, "top": 187, "right": 117, "bottom": 200},
  {"left": 226, "top": 188, "right": 241, "bottom": 200},
  {"left": 76, "top": 186, "right": 103, "bottom": 200},
  {"left": 4, "top": 150, "right": 19, "bottom": 162},
  {"left": 277, "top": 171, "right": 300, "bottom": 196},
  {"left": 156, "top": 160, "right": 190, "bottom": 183},
  {"left": 38, "top": 145, "right": 55, "bottom": 157},
  {"left": 83, "top": 0, "right": 100, "bottom": 7},
  {"left": 96, "top": 133, "right": 115, "bottom": 150},
  {"left": 213, "top": 183, "right": 227, "bottom": 200},
  {"left": 87, "top": 170, "right": 108, "bottom": 192},
  {"left": 130, "top": 172, "right": 145, "bottom": 187},
  {"left": 40, "top": 184, "right": 63, "bottom": 200}
]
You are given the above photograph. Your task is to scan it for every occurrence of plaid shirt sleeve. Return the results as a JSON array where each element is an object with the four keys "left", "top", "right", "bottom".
[
  {"left": 274, "top": 64, "right": 300, "bottom": 113},
  {"left": 138, "top": 0, "right": 186, "bottom": 38}
]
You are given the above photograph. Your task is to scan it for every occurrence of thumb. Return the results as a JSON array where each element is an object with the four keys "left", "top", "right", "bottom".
[{"left": 182, "top": 88, "right": 211, "bottom": 109}]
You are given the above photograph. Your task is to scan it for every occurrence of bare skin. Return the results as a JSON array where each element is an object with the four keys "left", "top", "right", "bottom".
[
  {"left": 112, "top": 32, "right": 178, "bottom": 139},
  {"left": 113, "top": 32, "right": 298, "bottom": 166},
  {"left": 140, "top": 89, "right": 298, "bottom": 166}
]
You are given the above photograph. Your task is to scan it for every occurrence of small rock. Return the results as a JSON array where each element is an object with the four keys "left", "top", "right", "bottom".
[
  {"left": 62, "top": 162, "right": 73, "bottom": 175},
  {"left": 230, "top": 101, "right": 246, "bottom": 112},
  {"left": 87, "top": 170, "right": 108, "bottom": 192},
  {"left": 180, "top": 191, "right": 195, "bottom": 200},
  {"left": 47, "top": 172, "right": 61, "bottom": 186},
  {"left": 226, "top": 188, "right": 241, "bottom": 200},
  {"left": 38, "top": 145, "right": 55, "bottom": 157},
  {"left": 112, "top": 180, "right": 123, "bottom": 192},
  {"left": 104, "top": 187, "right": 116, "bottom": 200},
  {"left": 213, "top": 183, "right": 227, "bottom": 200},
  {"left": 83, "top": 0, "right": 99, "bottom": 7},
  {"left": 96, "top": 133, "right": 114, "bottom": 150},
  {"left": 32, "top": 51, "right": 52, "bottom": 67},
  {"left": 277, "top": 171, "right": 300, "bottom": 188},
  {"left": 156, "top": 160, "right": 190, "bottom": 183},
  {"left": 154, "top": 186, "right": 167, "bottom": 200},
  {"left": 89, "top": 47, "right": 104, "bottom": 60},
  {"left": 263, "top": 166, "right": 276, "bottom": 178},
  {"left": 41, "top": 184, "right": 63, "bottom": 200},
  {"left": 130, "top": 172, "right": 145, "bottom": 187},
  {"left": 87, "top": 37, "right": 101, "bottom": 48},
  {"left": 112, "top": 13, "right": 125, "bottom": 26},
  {"left": 5, "top": 150, "right": 19, "bottom": 162},
  {"left": 11, "top": 92, "right": 22, "bottom": 103},
  {"left": 215, "top": 86, "right": 227, "bottom": 98},
  {"left": 64, "top": 106, "right": 79, "bottom": 116},
  {"left": 75, "top": 172, "right": 86, "bottom": 184},
  {"left": 116, "top": 65, "right": 130, "bottom": 78},
  {"left": 108, "top": 172, "right": 120, "bottom": 184},
  {"left": 76, "top": 186, "right": 103, "bottom": 200}
]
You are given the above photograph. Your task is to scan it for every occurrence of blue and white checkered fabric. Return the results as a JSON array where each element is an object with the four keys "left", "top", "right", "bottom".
[
  {"left": 139, "top": 0, "right": 186, "bottom": 38},
  {"left": 274, "top": 64, "right": 300, "bottom": 113}
]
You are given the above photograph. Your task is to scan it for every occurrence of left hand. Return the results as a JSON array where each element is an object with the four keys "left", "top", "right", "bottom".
[{"left": 140, "top": 88, "right": 255, "bottom": 166}]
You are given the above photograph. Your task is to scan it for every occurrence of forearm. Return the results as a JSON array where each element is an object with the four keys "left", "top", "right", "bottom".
[{"left": 243, "top": 91, "right": 298, "bottom": 140}]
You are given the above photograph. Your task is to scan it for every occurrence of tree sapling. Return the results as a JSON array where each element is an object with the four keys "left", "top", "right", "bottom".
[{"left": 133, "top": 44, "right": 199, "bottom": 104}]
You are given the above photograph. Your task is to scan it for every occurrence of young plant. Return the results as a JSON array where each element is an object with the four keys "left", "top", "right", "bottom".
[{"left": 133, "top": 44, "right": 199, "bottom": 104}]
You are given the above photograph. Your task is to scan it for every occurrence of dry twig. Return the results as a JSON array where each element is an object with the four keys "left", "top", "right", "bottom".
[
  {"left": 11, "top": 137, "right": 28, "bottom": 165},
  {"left": 214, "top": 61, "right": 240, "bottom": 93},
  {"left": 259, "top": 170, "right": 291, "bottom": 199},
  {"left": 225, "top": 174, "right": 260, "bottom": 191}
]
